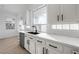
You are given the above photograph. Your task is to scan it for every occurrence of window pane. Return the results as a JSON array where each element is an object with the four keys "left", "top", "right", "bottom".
[
  {"left": 52, "top": 25, "right": 57, "bottom": 29},
  {"left": 57, "top": 24, "right": 62, "bottom": 29},
  {"left": 33, "top": 6, "right": 47, "bottom": 24},
  {"left": 62, "top": 24, "right": 69, "bottom": 30},
  {"left": 38, "top": 14, "right": 47, "bottom": 24},
  {"left": 33, "top": 5, "right": 47, "bottom": 32},
  {"left": 41, "top": 25, "right": 47, "bottom": 32},
  {"left": 70, "top": 24, "right": 79, "bottom": 30}
]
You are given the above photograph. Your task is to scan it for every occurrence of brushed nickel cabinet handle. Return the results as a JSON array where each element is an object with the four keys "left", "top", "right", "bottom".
[
  {"left": 61, "top": 14, "right": 63, "bottom": 21},
  {"left": 49, "top": 44, "right": 57, "bottom": 48},
  {"left": 57, "top": 15, "right": 59, "bottom": 21},
  {"left": 43, "top": 47, "right": 44, "bottom": 54}
]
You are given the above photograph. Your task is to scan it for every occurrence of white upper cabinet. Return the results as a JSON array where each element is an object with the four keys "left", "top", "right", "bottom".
[
  {"left": 47, "top": 4, "right": 60, "bottom": 24},
  {"left": 47, "top": 4, "right": 76, "bottom": 23},
  {"left": 61, "top": 4, "right": 76, "bottom": 22},
  {"left": 75, "top": 5, "right": 79, "bottom": 22}
]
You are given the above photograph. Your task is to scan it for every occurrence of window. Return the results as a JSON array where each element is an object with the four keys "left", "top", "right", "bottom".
[
  {"left": 62, "top": 24, "right": 69, "bottom": 30},
  {"left": 33, "top": 5, "right": 47, "bottom": 32},
  {"left": 41, "top": 25, "right": 47, "bottom": 32},
  {"left": 70, "top": 24, "right": 79, "bottom": 30},
  {"left": 57, "top": 24, "right": 62, "bottom": 29},
  {"left": 52, "top": 25, "right": 57, "bottom": 29},
  {"left": 51, "top": 23, "right": 79, "bottom": 31},
  {"left": 34, "top": 13, "right": 47, "bottom": 24}
]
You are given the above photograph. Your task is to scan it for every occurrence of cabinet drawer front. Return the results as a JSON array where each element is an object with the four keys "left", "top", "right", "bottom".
[
  {"left": 46, "top": 40, "right": 63, "bottom": 52},
  {"left": 26, "top": 34, "right": 35, "bottom": 40}
]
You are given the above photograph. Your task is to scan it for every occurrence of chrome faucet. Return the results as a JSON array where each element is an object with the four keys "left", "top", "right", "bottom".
[{"left": 32, "top": 25, "right": 37, "bottom": 33}]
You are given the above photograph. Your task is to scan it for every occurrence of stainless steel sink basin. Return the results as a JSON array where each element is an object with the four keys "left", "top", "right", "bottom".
[{"left": 28, "top": 32, "right": 39, "bottom": 35}]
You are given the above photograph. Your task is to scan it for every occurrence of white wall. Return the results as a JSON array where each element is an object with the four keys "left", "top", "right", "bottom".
[
  {"left": 0, "top": 20, "right": 18, "bottom": 39},
  {"left": 0, "top": 17, "right": 18, "bottom": 39},
  {"left": 0, "top": 4, "right": 29, "bottom": 39}
]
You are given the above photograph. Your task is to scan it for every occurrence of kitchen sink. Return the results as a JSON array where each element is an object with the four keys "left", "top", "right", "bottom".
[{"left": 28, "top": 32, "right": 39, "bottom": 35}]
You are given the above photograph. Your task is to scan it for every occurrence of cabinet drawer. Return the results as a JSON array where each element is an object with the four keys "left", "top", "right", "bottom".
[
  {"left": 46, "top": 40, "right": 63, "bottom": 52},
  {"left": 26, "top": 34, "right": 35, "bottom": 39}
]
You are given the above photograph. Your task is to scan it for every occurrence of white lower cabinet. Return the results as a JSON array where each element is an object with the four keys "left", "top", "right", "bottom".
[
  {"left": 36, "top": 38, "right": 64, "bottom": 54},
  {"left": 24, "top": 34, "right": 79, "bottom": 54},
  {"left": 36, "top": 38, "right": 46, "bottom": 54}
]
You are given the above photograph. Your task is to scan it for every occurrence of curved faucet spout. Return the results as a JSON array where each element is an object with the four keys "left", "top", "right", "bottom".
[{"left": 32, "top": 25, "right": 37, "bottom": 33}]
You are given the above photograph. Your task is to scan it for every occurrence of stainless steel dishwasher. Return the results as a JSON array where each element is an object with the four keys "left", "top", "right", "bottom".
[{"left": 19, "top": 32, "right": 25, "bottom": 48}]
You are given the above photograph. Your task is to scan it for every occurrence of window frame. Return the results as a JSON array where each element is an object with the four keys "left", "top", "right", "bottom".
[{"left": 32, "top": 5, "right": 47, "bottom": 33}]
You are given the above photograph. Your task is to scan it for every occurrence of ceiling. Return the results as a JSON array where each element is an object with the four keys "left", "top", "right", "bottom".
[
  {"left": 0, "top": 4, "right": 30, "bottom": 15},
  {"left": 0, "top": 4, "right": 42, "bottom": 14},
  {"left": 0, "top": 4, "right": 42, "bottom": 19}
]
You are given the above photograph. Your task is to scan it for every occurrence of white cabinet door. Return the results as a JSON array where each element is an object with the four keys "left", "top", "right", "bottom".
[
  {"left": 47, "top": 4, "right": 60, "bottom": 24},
  {"left": 29, "top": 37, "right": 36, "bottom": 54},
  {"left": 24, "top": 37, "right": 29, "bottom": 51},
  {"left": 36, "top": 44, "right": 45, "bottom": 54},
  {"left": 63, "top": 45, "right": 79, "bottom": 54},
  {"left": 36, "top": 38, "right": 46, "bottom": 54},
  {"left": 48, "top": 4, "right": 76, "bottom": 22},
  {"left": 75, "top": 5, "right": 79, "bottom": 21},
  {"left": 46, "top": 47, "right": 60, "bottom": 54},
  {"left": 61, "top": 4, "right": 76, "bottom": 22},
  {"left": 63, "top": 45, "right": 73, "bottom": 54}
]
